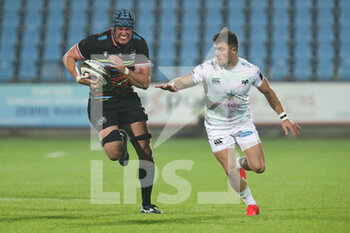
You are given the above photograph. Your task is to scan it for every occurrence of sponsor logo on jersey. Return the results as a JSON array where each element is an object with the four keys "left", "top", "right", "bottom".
[
  {"left": 241, "top": 79, "right": 249, "bottom": 85},
  {"left": 237, "top": 131, "right": 253, "bottom": 138},
  {"left": 214, "top": 138, "right": 223, "bottom": 145},
  {"left": 212, "top": 77, "right": 221, "bottom": 84},
  {"left": 103, "top": 51, "right": 108, "bottom": 57},
  {"left": 130, "top": 51, "right": 136, "bottom": 60}
]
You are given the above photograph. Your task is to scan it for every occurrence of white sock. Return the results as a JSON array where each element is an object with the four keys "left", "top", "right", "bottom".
[
  {"left": 239, "top": 187, "right": 257, "bottom": 206},
  {"left": 236, "top": 157, "right": 244, "bottom": 169}
]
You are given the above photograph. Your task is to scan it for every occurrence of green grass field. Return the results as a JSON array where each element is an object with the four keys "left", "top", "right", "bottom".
[{"left": 0, "top": 137, "right": 349, "bottom": 233}]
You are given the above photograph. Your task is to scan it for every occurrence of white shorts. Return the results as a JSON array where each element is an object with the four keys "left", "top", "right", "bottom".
[{"left": 206, "top": 120, "right": 261, "bottom": 153}]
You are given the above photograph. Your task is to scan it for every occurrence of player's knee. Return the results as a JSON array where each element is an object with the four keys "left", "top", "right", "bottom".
[
  {"left": 140, "top": 144, "right": 153, "bottom": 159},
  {"left": 252, "top": 164, "right": 265, "bottom": 174}
]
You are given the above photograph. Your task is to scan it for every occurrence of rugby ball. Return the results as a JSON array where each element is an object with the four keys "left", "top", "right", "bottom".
[{"left": 79, "top": 60, "right": 110, "bottom": 85}]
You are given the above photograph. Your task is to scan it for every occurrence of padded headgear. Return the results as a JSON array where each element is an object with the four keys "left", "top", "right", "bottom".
[{"left": 113, "top": 8, "right": 135, "bottom": 28}]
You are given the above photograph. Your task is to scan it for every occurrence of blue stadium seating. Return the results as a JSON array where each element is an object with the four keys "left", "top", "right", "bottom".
[
  {"left": 227, "top": 0, "right": 245, "bottom": 9},
  {"left": 138, "top": 0, "right": 156, "bottom": 10},
  {"left": 273, "top": 40, "right": 289, "bottom": 60},
  {"left": 159, "top": 26, "right": 177, "bottom": 43},
  {"left": 317, "top": 7, "right": 333, "bottom": 25},
  {"left": 180, "top": 41, "right": 198, "bottom": 66},
  {"left": 295, "top": 24, "right": 312, "bottom": 41},
  {"left": 48, "top": 0, "right": 66, "bottom": 10},
  {"left": 3, "top": 0, "right": 21, "bottom": 10},
  {"left": 91, "top": 8, "right": 110, "bottom": 33},
  {"left": 227, "top": 8, "right": 245, "bottom": 27},
  {"left": 318, "top": 0, "right": 334, "bottom": 8},
  {"left": 318, "top": 24, "right": 334, "bottom": 41},
  {"left": 273, "top": 24, "right": 289, "bottom": 42},
  {"left": 92, "top": 0, "right": 110, "bottom": 9},
  {"left": 0, "top": 60, "right": 14, "bottom": 81},
  {"left": 317, "top": 58, "right": 333, "bottom": 80},
  {"left": 161, "top": 0, "right": 178, "bottom": 9},
  {"left": 47, "top": 9, "right": 64, "bottom": 27},
  {"left": 21, "top": 43, "right": 39, "bottom": 60},
  {"left": 69, "top": 9, "right": 88, "bottom": 27},
  {"left": 43, "top": 42, "right": 61, "bottom": 60},
  {"left": 295, "top": 41, "right": 312, "bottom": 59},
  {"left": 157, "top": 41, "right": 176, "bottom": 66},
  {"left": 160, "top": 8, "right": 178, "bottom": 27},
  {"left": 271, "top": 58, "right": 288, "bottom": 80},
  {"left": 68, "top": 25, "right": 85, "bottom": 47},
  {"left": 340, "top": 59, "right": 350, "bottom": 80},
  {"left": 0, "top": 40, "right": 16, "bottom": 61},
  {"left": 295, "top": 8, "right": 311, "bottom": 25},
  {"left": 25, "top": 9, "right": 42, "bottom": 27},
  {"left": 23, "top": 26, "right": 41, "bottom": 45},
  {"left": 183, "top": 8, "right": 200, "bottom": 27},
  {"left": 294, "top": 58, "right": 312, "bottom": 80},
  {"left": 181, "top": 25, "right": 200, "bottom": 43},
  {"left": 183, "top": 0, "right": 201, "bottom": 9},
  {"left": 115, "top": 0, "right": 134, "bottom": 9},
  {"left": 46, "top": 26, "right": 63, "bottom": 45},
  {"left": 272, "top": 8, "right": 289, "bottom": 26},
  {"left": 205, "top": 0, "right": 222, "bottom": 9},
  {"left": 205, "top": 8, "right": 222, "bottom": 27},
  {"left": 250, "top": 25, "right": 268, "bottom": 42},
  {"left": 1, "top": 25, "right": 17, "bottom": 44},
  {"left": 71, "top": 0, "right": 89, "bottom": 9},
  {"left": 250, "top": 0, "right": 268, "bottom": 9},
  {"left": 339, "top": 0, "right": 350, "bottom": 9},
  {"left": 251, "top": 8, "right": 267, "bottom": 26},
  {"left": 295, "top": 0, "right": 312, "bottom": 9},
  {"left": 18, "top": 58, "right": 37, "bottom": 81},
  {"left": 27, "top": 0, "right": 44, "bottom": 10},
  {"left": 2, "top": 8, "right": 20, "bottom": 27}
]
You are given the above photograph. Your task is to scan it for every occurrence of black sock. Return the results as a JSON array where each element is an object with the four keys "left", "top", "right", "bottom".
[{"left": 139, "top": 160, "right": 154, "bottom": 207}]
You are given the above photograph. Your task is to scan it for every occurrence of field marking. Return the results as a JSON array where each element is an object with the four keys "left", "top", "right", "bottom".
[
  {"left": 46, "top": 152, "right": 65, "bottom": 158},
  {"left": 0, "top": 197, "right": 88, "bottom": 202}
]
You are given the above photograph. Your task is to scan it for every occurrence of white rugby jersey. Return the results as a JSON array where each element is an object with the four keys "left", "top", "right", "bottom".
[{"left": 191, "top": 57, "right": 264, "bottom": 129}]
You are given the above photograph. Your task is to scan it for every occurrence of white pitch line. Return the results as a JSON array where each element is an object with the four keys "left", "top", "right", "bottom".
[
  {"left": 0, "top": 197, "right": 88, "bottom": 202},
  {"left": 46, "top": 152, "right": 65, "bottom": 158}
]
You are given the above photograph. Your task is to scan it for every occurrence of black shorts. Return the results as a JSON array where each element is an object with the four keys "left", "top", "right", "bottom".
[{"left": 87, "top": 92, "right": 148, "bottom": 131}]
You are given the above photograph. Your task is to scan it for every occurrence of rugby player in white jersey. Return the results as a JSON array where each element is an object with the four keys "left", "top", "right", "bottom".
[{"left": 156, "top": 29, "right": 301, "bottom": 215}]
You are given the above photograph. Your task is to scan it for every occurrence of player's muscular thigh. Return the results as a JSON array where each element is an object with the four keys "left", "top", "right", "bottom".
[{"left": 243, "top": 143, "right": 265, "bottom": 173}]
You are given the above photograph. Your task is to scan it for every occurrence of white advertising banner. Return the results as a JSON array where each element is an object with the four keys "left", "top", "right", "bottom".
[{"left": 137, "top": 83, "right": 350, "bottom": 126}]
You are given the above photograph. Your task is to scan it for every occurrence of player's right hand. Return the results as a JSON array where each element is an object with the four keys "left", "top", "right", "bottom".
[
  {"left": 76, "top": 73, "right": 103, "bottom": 89},
  {"left": 155, "top": 82, "right": 178, "bottom": 92}
]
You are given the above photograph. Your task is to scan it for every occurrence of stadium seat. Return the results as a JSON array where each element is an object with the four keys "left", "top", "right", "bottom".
[
  {"left": 295, "top": 0, "right": 312, "bottom": 8},
  {"left": 43, "top": 42, "right": 61, "bottom": 60},
  {"left": 317, "top": 7, "right": 334, "bottom": 25},
  {"left": 340, "top": 59, "right": 350, "bottom": 80},
  {"left": 137, "top": 9, "right": 154, "bottom": 28},
  {"left": 273, "top": 24, "right": 289, "bottom": 42},
  {"left": 339, "top": 0, "right": 350, "bottom": 9},
  {"left": 340, "top": 41, "right": 350, "bottom": 61},
  {"left": 294, "top": 58, "right": 312, "bottom": 81},
  {"left": 318, "top": 24, "right": 334, "bottom": 41},
  {"left": 250, "top": 0, "right": 268, "bottom": 9},
  {"left": 48, "top": 0, "right": 66, "bottom": 10},
  {"left": 272, "top": 40, "right": 289, "bottom": 60},
  {"left": 69, "top": 9, "right": 88, "bottom": 27},
  {"left": 183, "top": 0, "right": 201, "bottom": 9},
  {"left": 318, "top": 0, "right": 334, "bottom": 8},
  {"left": 18, "top": 58, "right": 37, "bottom": 81},
  {"left": 181, "top": 25, "right": 200, "bottom": 43},
  {"left": 180, "top": 41, "right": 198, "bottom": 66},
  {"left": 250, "top": 25, "right": 268, "bottom": 42},
  {"left": 26, "top": 0, "right": 44, "bottom": 10},
  {"left": 23, "top": 26, "right": 41, "bottom": 45},
  {"left": 295, "top": 24, "right": 312, "bottom": 41},
  {"left": 3, "top": 0, "right": 21, "bottom": 10},
  {"left": 205, "top": 8, "right": 222, "bottom": 27},
  {"left": 183, "top": 8, "right": 200, "bottom": 27},
  {"left": 0, "top": 41, "right": 16, "bottom": 61},
  {"left": 295, "top": 8, "right": 311, "bottom": 25},
  {"left": 46, "top": 26, "right": 63, "bottom": 45},
  {"left": 71, "top": 0, "right": 89, "bottom": 9},
  {"left": 227, "top": 9, "right": 245, "bottom": 27},
  {"left": 227, "top": 0, "right": 245, "bottom": 9},
  {"left": 205, "top": 0, "right": 222, "bottom": 9},
  {"left": 250, "top": 40, "right": 266, "bottom": 66},
  {"left": 91, "top": 8, "right": 110, "bottom": 33},
  {"left": 160, "top": 8, "right": 178, "bottom": 27},
  {"left": 157, "top": 41, "right": 176, "bottom": 66},
  {"left": 160, "top": 0, "right": 178, "bottom": 9},
  {"left": 0, "top": 60, "right": 14, "bottom": 81},
  {"left": 68, "top": 25, "right": 85, "bottom": 47},
  {"left": 25, "top": 9, "right": 42, "bottom": 27},
  {"left": 92, "top": 0, "right": 110, "bottom": 9},
  {"left": 159, "top": 26, "right": 177, "bottom": 43},
  {"left": 295, "top": 41, "right": 312, "bottom": 59},
  {"left": 138, "top": 0, "right": 156, "bottom": 10},
  {"left": 2, "top": 8, "right": 20, "bottom": 27},
  {"left": 1, "top": 25, "right": 18, "bottom": 44},
  {"left": 270, "top": 58, "right": 288, "bottom": 80},
  {"left": 251, "top": 8, "right": 267, "bottom": 26},
  {"left": 21, "top": 43, "right": 39, "bottom": 60},
  {"left": 272, "top": 8, "right": 289, "bottom": 26},
  {"left": 47, "top": 9, "right": 65, "bottom": 27},
  {"left": 317, "top": 58, "right": 333, "bottom": 81},
  {"left": 204, "top": 24, "right": 222, "bottom": 49},
  {"left": 115, "top": 0, "right": 134, "bottom": 9}
]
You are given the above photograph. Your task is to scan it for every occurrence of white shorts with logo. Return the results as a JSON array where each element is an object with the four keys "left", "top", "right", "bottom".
[{"left": 206, "top": 120, "right": 261, "bottom": 153}]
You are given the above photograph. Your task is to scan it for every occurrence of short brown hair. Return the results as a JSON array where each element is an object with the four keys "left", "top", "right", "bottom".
[{"left": 212, "top": 29, "right": 239, "bottom": 49}]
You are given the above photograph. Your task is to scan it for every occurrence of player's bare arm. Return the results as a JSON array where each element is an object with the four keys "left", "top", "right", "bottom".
[
  {"left": 62, "top": 45, "right": 102, "bottom": 88},
  {"left": 108, "top": 55, "right": 150, "bottom": 90},
  {"left": 257, "top": 76, "right": 302, "bottom": 137},
  {"left": 155, "top": 74, "right": 196, "bottom": 92}
]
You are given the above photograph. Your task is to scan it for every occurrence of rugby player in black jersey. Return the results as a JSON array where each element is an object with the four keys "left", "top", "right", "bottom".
[{"left": 62, "top": 9, "right": 162, "bottom": 214}]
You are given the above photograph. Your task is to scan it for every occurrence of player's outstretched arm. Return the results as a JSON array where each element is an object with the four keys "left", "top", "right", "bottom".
[
  {"left": 257, "top": 77, "right": 302, "bottom": 138},
  {"left": 155, "top": 74, "right": 196, "bottom": 92}
]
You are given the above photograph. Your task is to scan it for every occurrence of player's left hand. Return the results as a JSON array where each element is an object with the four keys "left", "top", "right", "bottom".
[
  {"left": 108, "top": 55, "right": 124, "bottom": 68},
  {"left": 282, "top": 119, "right": 302, "bottom": 138}
]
